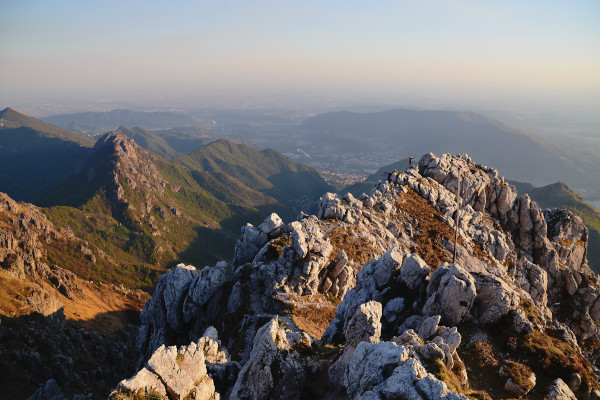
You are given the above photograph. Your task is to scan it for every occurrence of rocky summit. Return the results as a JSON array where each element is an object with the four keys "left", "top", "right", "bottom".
[{"left": 27, "top": 152, "right": 600, "bottom": 399}]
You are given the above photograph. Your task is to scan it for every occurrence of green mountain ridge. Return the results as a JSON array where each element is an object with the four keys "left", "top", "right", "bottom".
[
  {"left": 31, "top": 130, "right": 331, "bottom": 288},
  {"left": 111, "top": 126, "right": 179, "bottom": 159},
  {"left": 0, "top": 107, "right": 94, "bottom": 146}
]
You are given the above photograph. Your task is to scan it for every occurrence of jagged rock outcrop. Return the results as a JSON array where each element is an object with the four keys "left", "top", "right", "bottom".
[
  {"left": 117, "top": 330, "right": 225, "bottom": 400},
  {"left": 0, "top": 192, "right": 86, "bottom": 308},
  {"left": 126, "top": 152, "right": 600, "bottom": 400},
  {"left": 546, "top": 378, "right": 577, "bottom": 400},
  {"left": 138, "top": 262, "right": 228, "bottom": 360},
  {"left": 229, "top": 319, "right": 305, "bottom": 400}
]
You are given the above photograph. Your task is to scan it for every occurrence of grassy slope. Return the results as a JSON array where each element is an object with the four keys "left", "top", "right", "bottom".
[
  {"left": 112, "top": 126, "right": 178, "bottom": 159},
  {"left": 178, "top": 139, "right": 332, "bottom": 218}
]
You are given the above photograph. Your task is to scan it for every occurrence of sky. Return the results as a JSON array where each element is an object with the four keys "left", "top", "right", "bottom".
[{"left": 1, "top": 0, "right": 599, "bottom": 114}]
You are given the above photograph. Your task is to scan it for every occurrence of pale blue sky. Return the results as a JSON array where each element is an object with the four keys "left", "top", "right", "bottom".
[{"left": 1, "top": 0, "right": 599, "bottom": 106}]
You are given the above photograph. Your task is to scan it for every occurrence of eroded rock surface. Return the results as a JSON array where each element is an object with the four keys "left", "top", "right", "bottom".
[{"left": 124, "top": 152, "right": 600, "bottom": 400}]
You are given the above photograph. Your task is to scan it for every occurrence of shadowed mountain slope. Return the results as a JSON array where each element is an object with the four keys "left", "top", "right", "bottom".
[{"left": 0, "top": 108, "right": 94, "bottom": 201}]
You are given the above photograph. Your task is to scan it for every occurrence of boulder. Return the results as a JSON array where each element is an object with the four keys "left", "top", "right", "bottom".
[
  {"left": 546, "top": 378, "right": 577, "bottom": 400},
  {"left": 423, "top": 264, "right": 477, "bottom": 325},
  {"left": 117, "top": 367, "right": 166, "bottom": 397},
  {"left": 230, "top": 319, "right": 304, "bottom": 400},
  {"left": 400, "top": 253, "right": 431, "bottom": 290},
  {"left": 344, "top": 301, "right": 382, "bottom": 346}
]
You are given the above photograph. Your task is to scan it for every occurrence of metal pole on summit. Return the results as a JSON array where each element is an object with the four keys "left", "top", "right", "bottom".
[{"left": 453, "top": 172, "right": 461, "bottom": 264}]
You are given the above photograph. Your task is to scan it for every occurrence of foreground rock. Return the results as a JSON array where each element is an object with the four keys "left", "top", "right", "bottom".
[{"left": 121, "top": 152, "right": 600, "bottom": 399}]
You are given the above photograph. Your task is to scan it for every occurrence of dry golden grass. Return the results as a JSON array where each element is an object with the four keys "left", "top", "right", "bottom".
[
  {"left": 0, "top": 272, "right": 47, "bottom": 318},
  {"left": 63, "top": 280, "right": 148, "bottom": 333},
  {"left": 396, "top": 188, "right": 453, "bottom": 269},
  {"left": 280, "top": 293, "right": 337, "bottom": 340},
  {"left": 0, "top": 269, "right": 148, "bottom": 333},
  {"left": 326, "top": 223, "right": 378, "bottom": 268}
]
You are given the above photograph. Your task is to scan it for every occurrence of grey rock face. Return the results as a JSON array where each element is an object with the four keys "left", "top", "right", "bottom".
[
  {"left": 345, "top": 341, "right": 468, "bottom": 400},
  {"left": 323, "top": 249, "right": 404, "bottom": 343},
  {"left": 345, "top": 301, "right": 383, "bottom": 346},
  {"left": 546, "top": 378, "right": 577, "bottom": 400},
  {"left": 400, "top": 253, "right": 431, "bottom": 291},
  {"left": 182, "top": 261, "right": 227, "bottom": 325},
  {"left": 123, "top": 151, "right": 600, "bottom": 400},
  {"left": 423, "top": 264, "right": 477, "bottom": 326},
  {"left": 117, "top": 367, "right": 167, "bottom": 397},
  {"left": 230, "top": 319, "right": 304, "bottom": 400},
  {"left": 118, "top": 336, "right": 220, "bottom": 400}
]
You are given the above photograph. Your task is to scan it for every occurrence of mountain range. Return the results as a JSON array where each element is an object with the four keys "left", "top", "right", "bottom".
[
  {"left": 1, "top": 107, "right": 599, "bottom": 399},
  {"left": 42, "top": 109, "right": 202, "bottom": 133},
  {"left": 0, "top": 108, "right": 332, "bottom": 288}
]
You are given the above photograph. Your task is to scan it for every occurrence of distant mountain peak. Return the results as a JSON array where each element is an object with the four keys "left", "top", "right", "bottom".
[{"left": 0, "top": 107, "right": 94, "bottom": 147}]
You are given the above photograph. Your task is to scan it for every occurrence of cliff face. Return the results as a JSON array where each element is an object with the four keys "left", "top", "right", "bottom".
[
  {"left": 0, "top": 192, "right": 150, "bottom": 400},
  {"left": 115, "top": 152, "right": 598, "bottom": 399}
]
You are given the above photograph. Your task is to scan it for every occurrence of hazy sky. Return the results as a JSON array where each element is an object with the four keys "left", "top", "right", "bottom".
[{"left": 1, "top": 0, "right": 599, "bottom": 110}]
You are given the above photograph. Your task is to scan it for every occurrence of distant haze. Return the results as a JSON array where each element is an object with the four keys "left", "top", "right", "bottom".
[{"left": 1, "top": 1, "right": 599, "bottom": 119}]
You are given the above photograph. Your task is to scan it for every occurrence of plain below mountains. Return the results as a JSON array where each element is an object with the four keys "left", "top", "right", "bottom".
[
  {"left": 297, "top": 108, "right": 600, "bottom": 199},
  {"left": 42, "top": 108, "right": 203, "bottom": 133}
]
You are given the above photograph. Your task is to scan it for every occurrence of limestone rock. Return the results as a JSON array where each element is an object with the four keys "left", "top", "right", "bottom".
[
  {"left": 400, "top": 253, "right": 431, "bottom": 290},
  {"left": 182, "top": 262, "right": 227, "bottom": 324},
  {"left": 418, "top": 315, "right": 440, "bottom": 340},
  {"left": 423, "top": 264, "right": 477, "bottom": 326},
  {"left": 345, "top": 301, "right": 382, "bottom": 346},
  {"left": 323, "top": 250, "right": 404, "bottom": 343},
  {"left": 546, "top": 378, "right": 577, "bottom": 400},
  {"left": 122, "top": 338, "right": 219, "bottom": 400},
  {"left": 258, "top": 213, "right": 283, "bottom": 234},
  {"left": 117, "top": 367, "right": 166, "bottom": 397},
  {"left": 344, "top": 341, "right": 467, "bottom": 400},
  {"left": 230, "top": 319, "right": 304, "bottom": 400}
]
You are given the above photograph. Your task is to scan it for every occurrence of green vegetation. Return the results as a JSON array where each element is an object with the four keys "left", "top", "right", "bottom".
[
  {"left": 113, "top": 126, "right": 178, "bottom": 159},
  {"left": 34, "top": 133, "right": 331, "bottom": 290},
  {"left": 517, "top": 328, "right": 597, "bottom": 391},
  {"left": 177, "top": 139, "right": 332, "bottom": 216}
]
